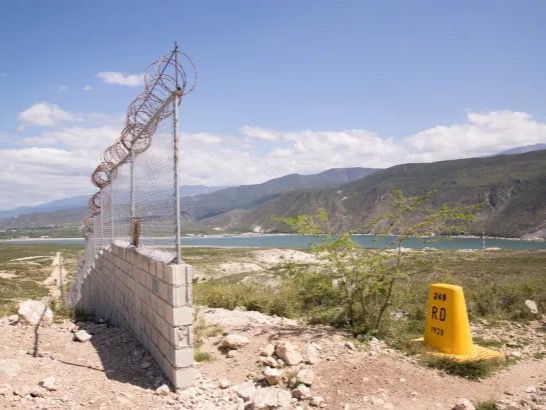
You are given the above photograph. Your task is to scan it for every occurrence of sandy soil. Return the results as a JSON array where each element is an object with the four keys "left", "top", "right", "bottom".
[{"left": 0, "top": 310, "right": 544, "bottom": 410}]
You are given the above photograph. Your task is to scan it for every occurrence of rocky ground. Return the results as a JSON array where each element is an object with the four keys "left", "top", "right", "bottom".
[{"left": 0, "top": 306, "right": 544, "bottom": 410}]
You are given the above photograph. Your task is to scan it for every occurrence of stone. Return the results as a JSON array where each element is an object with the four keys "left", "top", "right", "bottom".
[
  {"left": 155, "top": 384, "right": 170, "bottom": 396},
  {"left": 304, "top": 345, "right": 319, "bottom": 364},
  {"left": 0, "top": 359, "right": 20, "bottom": 379},
  {"left": 39, "top": 377, "right": 57, "bottom": 392},
  {"left": 221, "top": 334, "right": 249, "bottom": 350},
  {"left": 263, "top": 367, "right": 282, "bottom": 386},
  {"left": 524, "top": 300, "right": 538, "bottom": 315},
  {"left": 524, "top": 386, "right": 537, "bottom": 393},
  {"left": 252, "top": 387, "right": 292, "bottom": 409},
  {"left": 275, "top": 342, "right": 303, "bottom": 366},
  {"left": 233, "top": 381, "right": 257, "bottom": 401},
  {"left": 452, "top": 398, "right": 476, "bottom": 410},
  {"left": 344, "top": 341, "right": 356, "bottom": 350},
  {"left": 218, "top": 378, "right": 231, "bottom": 389},
  {"left": 260, "top": 343, "right": 275, "bottom": 357},
  {"left": 17, "top": 300, "right": 53, "bottom": 326},
  {"left": 292, "top": 384, "right": 311, "bottom": 400},
  {"left": 296, "top": 368, "right": 314, "bottom": 386},
  {"left": 259, "top": 356, "right": 278, "bottom": 368},
  {"left": 310, "top": 395, "right": 326, "bottom": 407},
  {"left": 140, "top": 361, "right": 152, "bottom": 369},
  {"left": 226, "top": 350, "right": 236, "bottom": 358},
  {"left": 30, "top": 389, "right": 45, "bottom": 398},
  {"left": 7, "top": 315, "right": 18, "bottom": 324},
  {"left": 74, "top": 330, "right": 92, "bottom": 343}
]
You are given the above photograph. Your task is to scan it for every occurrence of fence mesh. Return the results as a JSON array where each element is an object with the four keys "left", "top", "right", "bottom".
[{"left": 70, "top": 46, "right": 195, "bottom": 305}]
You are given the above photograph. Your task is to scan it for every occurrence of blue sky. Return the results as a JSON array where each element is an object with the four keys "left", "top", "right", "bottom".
[{"left": 1, "top": 1, "right": 546, "bottom": 209}]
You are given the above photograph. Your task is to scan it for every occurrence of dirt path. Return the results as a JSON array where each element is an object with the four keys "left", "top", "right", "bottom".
[{"left": 43, "top": 253, "right": 65, "bottom": 300}]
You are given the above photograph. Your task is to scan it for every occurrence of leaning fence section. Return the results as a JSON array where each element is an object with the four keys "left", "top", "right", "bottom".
[{"left": 70, "top": 45, "right": 195, "bottom": 305}]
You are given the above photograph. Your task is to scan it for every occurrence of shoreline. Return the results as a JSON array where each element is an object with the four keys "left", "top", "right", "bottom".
[{"left": 1, "top": 232, "right": 543, "bottom": 243}]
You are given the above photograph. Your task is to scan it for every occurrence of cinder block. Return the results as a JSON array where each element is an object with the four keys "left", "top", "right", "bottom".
[
  {"left": 167, "top": 285, "right": 192, "bottom": 307},
  {"left": 164, "top": 264, "right": 190, "bottom": 286},
  {"left": 171, "top": 366, "right": 195, "bottom": 390},
  {"left": 164, "top": 306, "right": 193, "bottom": 326},
  {"left": 163, "top": 344, "right": 193, "bottom": 368}
]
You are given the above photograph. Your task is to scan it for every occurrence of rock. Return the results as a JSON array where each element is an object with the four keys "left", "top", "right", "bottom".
[
  {"left": 39, "top": 377, "right": 57, "bottom": 392},
  {"left": 260, "top": 356, "right": 278, "bottom": 368},
  {"left": 524, "top": 300, "right": 538, "bottom": 315},
  {"left": 30, "top": 389, "right": 45, "bottom": 398},
  {"left": 524, "top": 386, "right": 537, "bottom": 393},
  {"left": 218, "top": 378, "right": 231, "bottom": 389},
  {"left": 260, "top": 344, "right": 275, "bottom": 357},
  {"left": 452, "top": 398, "right": 476, "bottom": 410},
  {"left": 263, "top": 367, "right": 282, "bottom": 386},
  {"left": 226, "top": 350, "right": 236, "bottom": 358},
  {"left": 304, "top": 345, "right": 319, "bottom": 364},
  {"left": 155, "top": 384, "right": 170, "bottom": 396},
  {"left": 275, "top": 342, "right": 303, "bottom": 366},
  {"left": 0, "top": 359, "right": 20, "bottom": 378},
  {"left": 344, "top": 341, "right": 356, "bottom": 350},
  {"left": 292, "top": 384, "right": 311, "bottom": 400},
  {"left": 233, "top": 381, "right": 257, "bottom": 401},
  {"left": 13, "top": 384, "right": 31, "bottom": 397},
  {"left": 140, "top": 361, "right": 152, "bottom": 369},
  {"left": 296, "top": 368, "right": 314, "bottom": 386},
  {"left": 7, "top": 315, "right": 18, "bottom": 324},
  {"left": 17, "top": 300, "right": 53, "bottom": 326},
  {"left": 310, "top": 395, "right": 326, "bottom": 407},
  {"left": 221, "top": 334, "right": 249, "bottom": 350},
  {"left": 252, "top": 387, "right": 291, "bottom": 409},
  {"left": 74, "top": 330, "right": 92, "bottom": 343}
]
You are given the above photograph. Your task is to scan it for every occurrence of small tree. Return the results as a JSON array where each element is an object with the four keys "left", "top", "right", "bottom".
[{"left": 283, "top": 189, "right": 481, "bottom": 336}]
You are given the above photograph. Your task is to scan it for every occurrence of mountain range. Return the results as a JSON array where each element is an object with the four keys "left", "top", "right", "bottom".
[{"left": 1, "top": 147, "right": 545, "bottom": 239}]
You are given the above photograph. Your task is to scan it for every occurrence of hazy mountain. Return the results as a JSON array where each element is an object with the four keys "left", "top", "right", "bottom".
[
  {"left": 0, "top": 185, "right": 227, "bottom": 220},
  {"left": 0, "top": 195, "right": 90, "bottom": 220},
  {"left": 182, "top": 167, "right": 380, "bottom": 221},
  {"left": 0, "top": 168, "right": 378, "bottom": 230},
  {"left": 497, "top": 144, "right": 546, "bottom": 155},
  {"left": 197, "top": 150, "right": 546, "bottom": 239}
]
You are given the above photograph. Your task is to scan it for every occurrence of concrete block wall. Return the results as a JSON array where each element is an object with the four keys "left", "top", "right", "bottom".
[{"left": 77, "top": 243, "right": 193, "bottom": 389}]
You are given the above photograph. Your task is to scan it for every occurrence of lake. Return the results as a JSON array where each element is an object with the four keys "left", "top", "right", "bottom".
[{"left": 1, "top": 234, "right": 545, "bottom": 250}]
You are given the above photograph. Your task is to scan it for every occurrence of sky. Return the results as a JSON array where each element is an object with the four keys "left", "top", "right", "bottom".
[{"left": 1, "top": 1, "right": 546, "bottom": 210}]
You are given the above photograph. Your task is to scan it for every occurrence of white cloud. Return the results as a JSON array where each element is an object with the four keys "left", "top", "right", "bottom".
[
  {"left": 96, "top": 71, "right": 144, "bottom": 86},
  {"left": 240, "top": 126, "right": 281, "bottom": 141},
  {"left": 58, "top": 85, "right": 68, "bottom": 92},
  {"left": 83, "top": 85, "right": 92, "bottom": 91},
  {"left": 179, "top": 110, "right": 546, "bottom": 187},
  {"left": 184, "top": 132, "right": 223, "bottom": 145},
  {"left": 2, "top": 109, "right": 546, "bottom": 211},
  {"left": 18, "top": 102, "right": 81, "bottom": 129}
]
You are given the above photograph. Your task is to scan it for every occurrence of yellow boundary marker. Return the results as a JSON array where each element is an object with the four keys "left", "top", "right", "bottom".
[{"left": 418, "top": 283, "right": 504, "bottom": 362}]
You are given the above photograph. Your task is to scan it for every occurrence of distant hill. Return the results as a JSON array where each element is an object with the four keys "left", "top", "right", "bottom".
[
  {"left": 497, "top": 143, "right": 546, "bottom": 155},
  {"left": 0, "top": 167, "right": 378, "bottom": 230},
  {"left": 182, "top": 167, "right": 380, "bottom": 221},
  {"left": 196, "top": 150, "right": 546, "bottom": 239},
  {"left": 0, "top": 184, "right": 227, "bottom": 220}
]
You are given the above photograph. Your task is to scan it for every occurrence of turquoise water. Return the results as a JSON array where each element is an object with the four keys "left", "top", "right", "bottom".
[{"left": 1, "top": 234, "right": 545, "bottom": 250}]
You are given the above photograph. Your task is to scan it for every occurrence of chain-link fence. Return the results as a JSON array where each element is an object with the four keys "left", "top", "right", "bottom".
[{"left": 70, "top": 46, "right": 195, "bottom": 305}]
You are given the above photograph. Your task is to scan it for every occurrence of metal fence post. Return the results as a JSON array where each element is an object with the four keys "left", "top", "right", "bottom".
[
  {"left": 130, "top": 150, "right": 135, "bottom": 220},
  {"left": 110, "top": 182, "right": 115, "bottom": 243},
  {"left": 173, "top": 91, "right": 181, "bottom": 263},
  {"left": 100, "top": 194, "right": 104, "bottom": 249}
]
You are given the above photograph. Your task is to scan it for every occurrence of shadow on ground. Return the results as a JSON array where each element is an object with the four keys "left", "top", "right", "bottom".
[{"left": 71, "top": 321, "right": 165, "bottom": 390}]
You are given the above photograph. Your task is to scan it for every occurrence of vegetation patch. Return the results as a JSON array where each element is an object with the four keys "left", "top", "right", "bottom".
[{"left": 421, "top": 356, "right": 506, "bottom": 380}]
